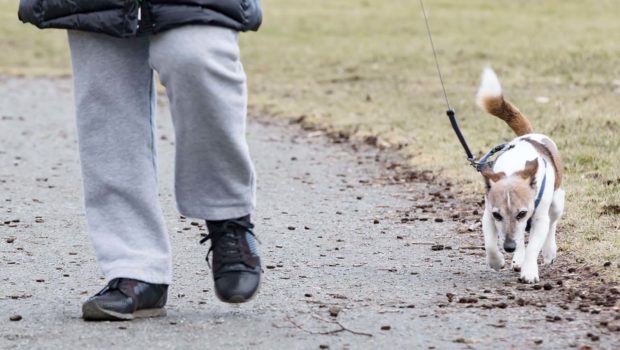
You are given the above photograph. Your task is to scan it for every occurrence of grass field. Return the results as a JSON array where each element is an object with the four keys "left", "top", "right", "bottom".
[{"left": 2, "top": 0, "right": 619, "bottom": 276}]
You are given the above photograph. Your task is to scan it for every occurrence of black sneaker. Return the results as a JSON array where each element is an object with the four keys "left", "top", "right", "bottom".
[
  {"left": 201, "top": 215, "right": 261, "bottom": 303},
  {"left": 82, "top": 278, "right": 168, "bottom": 321}
]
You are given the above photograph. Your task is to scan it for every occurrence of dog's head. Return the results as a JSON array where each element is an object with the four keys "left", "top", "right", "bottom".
[{"left": 482, "top": 159, "right": 539, "bottom": 252}]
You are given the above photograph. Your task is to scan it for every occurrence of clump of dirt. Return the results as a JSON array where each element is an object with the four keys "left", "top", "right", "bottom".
[{"left": 601, "top": 204, "right": 620, "bottom": 216}]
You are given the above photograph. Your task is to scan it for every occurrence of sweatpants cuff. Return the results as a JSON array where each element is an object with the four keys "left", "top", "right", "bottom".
[
  {"left": 104, "top": 267, "right": 172, "bottom": 285},
  {"left": 178, "top": 204, "right": 254, "bottom": 221}
]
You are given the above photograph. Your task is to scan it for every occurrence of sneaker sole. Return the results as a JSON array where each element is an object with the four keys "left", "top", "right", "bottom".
[
  {"left": 215, "top": 279, "right": 262, "bottom": 304},
  {"left": 82, "top": 303, "right": 166, "bottom": 321}
]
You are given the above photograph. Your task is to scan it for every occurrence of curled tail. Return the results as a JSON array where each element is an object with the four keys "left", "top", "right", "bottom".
[{"left": 475, "top": 68, "right": 533, "bottom": 136}]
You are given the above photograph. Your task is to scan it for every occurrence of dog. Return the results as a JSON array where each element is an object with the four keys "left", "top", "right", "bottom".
[{"left": 475, "top": 68, "right": 565, "bottom": 283}]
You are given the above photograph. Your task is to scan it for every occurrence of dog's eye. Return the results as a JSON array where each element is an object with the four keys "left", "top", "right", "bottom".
[
  {"left": 492, "top": 212, "right": 503, "bottom": 221},
  {"left": 516, "top": 211, "right": 528, "bottom": 220}
]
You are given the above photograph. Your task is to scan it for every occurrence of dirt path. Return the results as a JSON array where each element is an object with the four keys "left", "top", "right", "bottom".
[{"left": 0, "top": 78, "right": 618, "bottom": 349}]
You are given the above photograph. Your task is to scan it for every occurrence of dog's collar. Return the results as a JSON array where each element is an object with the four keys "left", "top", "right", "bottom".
[{"left": 526, "top": 158, "right": 547, "bottom": 232}]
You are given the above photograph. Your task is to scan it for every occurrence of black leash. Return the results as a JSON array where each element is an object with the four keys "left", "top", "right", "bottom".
[
  {"left": 419, "top": 0, "right": 548, "bottom": 232},
  {"left": 418, "top": 0, "right": 504, "bottom": 172}
]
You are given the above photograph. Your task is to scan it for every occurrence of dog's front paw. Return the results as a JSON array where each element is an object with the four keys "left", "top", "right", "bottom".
[
  {"left": 519, "top": 266, "right": 540, "bottom": 284},
  {"left": 487, "top": 254, "right": 505, "bottom": 271}
]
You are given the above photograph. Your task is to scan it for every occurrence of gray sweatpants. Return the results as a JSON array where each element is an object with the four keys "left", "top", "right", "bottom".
[{"left": 68, "top": 26, "right": 256, "bottom": 285}]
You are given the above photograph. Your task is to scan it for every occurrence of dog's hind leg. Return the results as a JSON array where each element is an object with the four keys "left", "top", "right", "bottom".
[
  {"left": 543, "top": 189, "right": 565, "bottom": 265},
  {"left": 483, "top": 209, "right": 505, "bottom": 271}
]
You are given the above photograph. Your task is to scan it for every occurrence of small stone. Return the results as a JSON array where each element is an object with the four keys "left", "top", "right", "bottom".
[
  {"left": 9, "top": 315, "right": 22, "bottom": 321},
  {"left": 534, "top": 339, "right": 543, "bottom": 345},
  {"left": 434, "top": 218, "right": 444, "bottom": 223},
  {"left": 606, "top": 321, "right": 620, "bottom": 332},
  {"left": 446, "top": 293, "right": 455, "bottom": 302},
  {"left": 380, "top": 325, "right": 391, "bottom": 331},
  {"left": 304, "top": 293, "right": 312, "bottom": 297},
  {"left": 431, "top": 244, "right": 444, "bottom": 251},
  {"left": 6, "top": 237, "right": 15, "bottom": 243},
  {"left": 319, "top": 345, "right": 329, "bottom": 349},
  {"left": 458, "top": 297, "right": 478, "bottom": 304},
  {"left": 543, "top": 283, "right": 553, "bottom": 291},
  {"left": 328, "top": 306, "right": 341, "bottom": 317},
  {"left": 373, "top": 219, "right": 380, "bottom": 224},
  {"left": 287, "top": 226, "right": 296, "bottom": 231}
]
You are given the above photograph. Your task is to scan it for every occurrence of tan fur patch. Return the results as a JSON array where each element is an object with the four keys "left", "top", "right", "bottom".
[
  {"left": 481, "top": 95, "right": 534, "bottom": 136},
  {"left": 515, "top": 159, "right": 539, "bottom": 184},
  {"left": 523, "top": 138, "right": 563, "bottom": 190}
]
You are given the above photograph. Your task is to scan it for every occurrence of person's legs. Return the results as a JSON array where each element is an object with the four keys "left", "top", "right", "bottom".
[
  {"left": 149, "top": 26, "right": 260, "bottom": 303},
  {"left": 149, "top": 25, "right": 255, "bottom": 220},
  {"left": 68, "top": 31, "right": 172, "bottom": 285}
]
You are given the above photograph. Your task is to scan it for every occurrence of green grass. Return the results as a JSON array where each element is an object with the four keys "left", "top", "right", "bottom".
[{"left": 1, "top": 0, "right": 619, "bottom": 276}]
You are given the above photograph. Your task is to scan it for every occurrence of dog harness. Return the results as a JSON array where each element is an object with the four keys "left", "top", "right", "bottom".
[{"left": 526, "top": 158, "right": 547, "bottom": 232}]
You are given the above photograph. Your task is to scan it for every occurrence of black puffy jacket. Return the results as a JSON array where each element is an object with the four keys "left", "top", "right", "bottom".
[{"left": 18, "top": 0, "right": 262, "bottom": 38}]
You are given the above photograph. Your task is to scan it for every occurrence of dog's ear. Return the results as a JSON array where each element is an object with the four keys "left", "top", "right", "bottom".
[
  {"left": 516, "top": 159, "right": 539, "bottom": 188},
  {"left": 481, "top": 165, "right": 506, "bottom": 191}
]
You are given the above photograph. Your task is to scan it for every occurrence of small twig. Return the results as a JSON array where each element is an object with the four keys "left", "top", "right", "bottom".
[
  {"left": 311, "top": 314, "right": 373, "bottom": 337},
  {"left": 409, "top": 241, "right": 436, "bottom": 245},
  {"left": 458, "top": 245, "right": 485, "bottom": 250},
  {"left": 282, "top": 315, "right": 372, "bottom": 337}
]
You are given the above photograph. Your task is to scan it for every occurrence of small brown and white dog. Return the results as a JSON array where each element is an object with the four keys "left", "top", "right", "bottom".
[{"left": 476, "top": 68, "right": 565, "bottom": 283}]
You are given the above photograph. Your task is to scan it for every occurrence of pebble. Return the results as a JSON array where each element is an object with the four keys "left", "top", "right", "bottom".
[
  {"left": 328, "top": 306, "right": 341, "bottom": 317},
  {"left": 9, "top": 315, "right": 22, "bottom": 321},
  {"left": 458, "top": 297, "right": 478, "bottom": 304},
  {"left": 606, "top": 321, "right": 620, "bottom": 332},
  {"left": 380, "top": 325, "right": 391, "bottom": 331}
]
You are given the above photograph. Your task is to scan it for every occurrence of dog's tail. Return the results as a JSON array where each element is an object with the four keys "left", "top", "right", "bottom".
[{"left": 476, "top": 67, "right": 533, "bottom": 136}]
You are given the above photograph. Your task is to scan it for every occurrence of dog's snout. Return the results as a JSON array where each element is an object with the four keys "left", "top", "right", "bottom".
[{"left": 504, "top": 239, "right": 516, "bottom": 253}]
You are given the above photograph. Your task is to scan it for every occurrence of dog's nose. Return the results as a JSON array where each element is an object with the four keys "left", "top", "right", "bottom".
[{"left": 504, "top": 239, "right": 516, "bottom": 253}]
